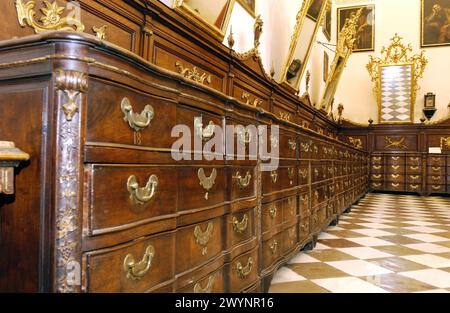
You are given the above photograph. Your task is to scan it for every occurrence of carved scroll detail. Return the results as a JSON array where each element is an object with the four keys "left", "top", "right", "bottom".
[{"left": 175, "top": 61, "right": 211, "bottom": 85}]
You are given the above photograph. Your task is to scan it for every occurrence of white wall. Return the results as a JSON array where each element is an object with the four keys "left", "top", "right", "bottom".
[{"left": 334, "top": 0, "right": 450, "bottom": 124}]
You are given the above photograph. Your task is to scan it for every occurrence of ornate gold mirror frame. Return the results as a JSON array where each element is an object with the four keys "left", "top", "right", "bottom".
[
  {"left": 320, "top": 8, "right": 362, "bottom": 113},
  {"left": 279, "top": 0, "right": 328, "bottom": 91},
  {"left": 367, "top": 34, "right": 428, "bottom": 124},
  {"left": 174, "top": 0, "right": 236, "bottom": 42}
]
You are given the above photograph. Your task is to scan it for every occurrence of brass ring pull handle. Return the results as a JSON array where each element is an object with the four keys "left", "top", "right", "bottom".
[
  {"left": 288, "top": 139, "right": 297, "bottom": 151},
  {"left": 236, "top": 257, "right": 253, "bottom": 279},
  {"left": 194, "top": 275, "right": 215, "bottom": 293},
  {"left": 271, "top": 171, "right": 278, "bottom": 184},
  {"left": 269, "top": 206, "right": 277, "bottom": 219},
  {"left": 121, "top": 97, "right": 154, "bottom": 132},
  {"left": 194, "top": 222, "right": 214, "bottom": 256},
  {"left": 194, "top": 117, "right": 215, "bottom": 142},
  {"left": 127, "top": 175, "right": 158, "bottom": 205},
  {"left": 232, "top": 214, "right": 249, "bottom": 233},
  {"left": 234, "top": 171, "right": 252, "bottom": 189},
  {"left": 0, "top": 141, "right": 30, "bottom": 195},
  {"left": 235, "top": 127, "right": 252, "bottom": 144},
  {"left": 123, "top": 245, "right": 155, "bottom": 280},
  {"left": 270, "top": 240, "right": 278, "bottom": 255}
]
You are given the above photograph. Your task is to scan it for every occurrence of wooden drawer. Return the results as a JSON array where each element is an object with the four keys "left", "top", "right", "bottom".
[
  {"left": 371, "top": 156, "right": 383, "bottom": 164},
  {"left": 299, "top": 137, "right": 313, "bottom": 159},
  {"left": 282, "top": 196, "right": 297, "bottom": 224},
  {"left": 428, "top": 184, "right": 446, "bottom": 193},
  {"left": 226, "top": 120, "right": 258, "bottom": 159},
  {"left": 406, "top": 165, "right": 422, "bottom": 174},
  {"left": 407, "top": 155, "right": 422, "bottom": 165},
  {"left": 86, "top": 79, "right": 176, "bottom": 148},
  {"left": 386, "top": 164, "right": 404, "bottom": 173},
  {"left": 85, "top": 165, "right": 177, "bottom": 236},
  {"left": 282, "top": 226, "right": 298, "bottom": 253},
  {"left": 386, "top": 182, "right": 405, "bottom": 191},
  {"left": 279, "top": 132, "right": 297, "bottom": 159},
  {"left": 177, "top": 105, "right": 224, "bottom": 154},
  {"left": 406, "top": 184, "right": 422, "bottom": 192},
  {"left": 298, "top": 162, "right": 309, "bottom": 185},
  {"left": 262, "top": 200, "right": 283, "bottom": 234},
  {"left": 283, "top": 166, "right": 298, "bottom": 189},
  {"left": 178, "top": 166, "right": 226, "bottom": 212},
  {"left": 228, "top": 248, "right": 259, "bottom": 292},
  {"left": 230, "top": 166, "right": 256, "bottom": 200},
  {"left": 386, "top": 173, "right": 405, "bottom": 182},
  {"left": 406, "top": 174, "right": 422, "bottom": 183},
  {"left": 262, "top": 169, "right": 282, "bottom": 196},
  {"left": 371, "top": 164, "right": 383, "bottom": 173},
  {"left": 153, "top": 43, "right": 226, "bottom": 92},
  {"left": 310, "top": 212, "right": 321, "bottom": 234},
  {"left": 428, "top": 156, "right": 446, "bottom": 166},
  {"left": 312, "top": 161, "right": 328, "bottom": 183},
  {"left": 299, "top": 217, "right": 310, "bottom": 241},
  {"left": 84, "top": 231, "right": 175, "bottom": 292},
  {"left": 176, "top": 217, "right": 222, "bottom": 274},
  {"left": 224, "top": 207, "right": 255, "bottom": 250},
  {"left": 428, "top": 166, "right": 445, "bottom": 175},
  {"left": 299, "top": 191, "right": 310, "bottom": 218},
  {"left": 261, "top": 232, "right": 283, "bottom": 270},
  {"left": 178, "top": 267, "right": 225, "bottom": 293},
  {"left": 427, "top": 175, "right": 445, "bottom": 184},
  {"left": 371, "top": 173, "right": 383, "bottom": 181}
]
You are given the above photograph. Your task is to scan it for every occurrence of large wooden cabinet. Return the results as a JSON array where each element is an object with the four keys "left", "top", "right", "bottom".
[{"left": 0, "top": 1, "right": 370, "bottom": 293}]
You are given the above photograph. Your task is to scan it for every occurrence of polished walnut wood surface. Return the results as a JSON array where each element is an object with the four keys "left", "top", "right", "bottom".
[{"left": 0, "top": 0, "right": 371, "bottom": 293}]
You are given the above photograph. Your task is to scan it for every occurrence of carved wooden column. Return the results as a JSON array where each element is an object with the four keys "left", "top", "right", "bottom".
[{"left": 53, "top": 69, "right": 88, "bottom": 293}]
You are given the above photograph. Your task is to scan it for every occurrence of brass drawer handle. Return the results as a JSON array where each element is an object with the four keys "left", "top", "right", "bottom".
[
  {"left": 300, "top": 142, "right": 310, "bottom": 153},
  {"left": 194, "top": 222, "right": 214, "bottom": 256},
  {"left": 410, "top": 175, "right": 419, "bottom": 180},
  {"left": 372, "top": 157, "right": 381, "bottom": 162},
  {"left": 235, "top": 127, "right": 252, "bottom": 144},
  {"left": 288, "top": 139, "right": 297, "bottom": 151},
  {"left": 194, "top": 117, "right": 215, "bottom": 141},
  {"left": 271, "top": 171, "right": 278, "bottom": 184},
  {"left": 0, "top": 141, "right": 30, "bottom": 195},
  {"left": 432, "top": 185, "right": 441, "bottom": 190},
  {"left": 392, "top": 165, "right": 400, "bottom": 170},
  {"left": 392, "top": 156, "right": 400, "bottom": 161},
  {"left": 410, "top": 166, "right": 420, "bottom": 170},
  {"left": 127, "top": 175, "right": 158, "bottom": 205},
  {"left": 432, "top": 167, "right": 441, "bottom": 171},
  {"left": 234, "top": 171, "right": 252, "bottom": 189},
  {"left": 299, "top": 168, "right": 308, "bottom": 179},
  {"left": 372, "top": 183, "right": 381, "bottom": 188},
  {"left": 391, "top": 174, "right": 400, "bottom": 179},
  {"left": 410, "top": 157, "right": 419, "bottom": 161},
  {"left": 432, "top": 176, "right": 441, "bottom": 181},
  {"left": 198, "top": 168, "right": 217, "bottom": 200},
  {"left": 373, "top": 165, "right": 381, "bottom": 170},
  {"left": 269, "top": 240, "right": 278, "bottom": 255},
  {"left": 232, "top": 214, "right": 249, "bottom": 233},
  {"left": 236, "top": 257, "right": 253, "bottom": 279},
  {"left": 373, "top": 174, "right": 382, "bottom": 179},
  {"left": 287, "top": 168, "right": 294, "bottom": 180},
  {"left": 300, "top": 221, "right": 309, "bottom": 232},
  {"left": 194, "top": 275, "right": 215, "bottom": 293},
  {"left": 121, "top": 97, "right": 154, "bottom": 132},
  {"left": 271, "top": 135, "right": 279, "bottom": 149},
  {"left": 288, "top": 198, "right": 296, "bottom": 216},
  {"left": 123, "top": 245, "right": 155, "bottom": 280},
  {"left": 314, "top": 168, "right": 319, "bottom": 177},
  {"left": 300, "top": 194, "right": 309, "bottom": 202},
  {"left": 328, "top": 167, "right": 333, "bottom": 174},
  {"left": 410, "top": 184, "right": 419, "bottom": 189},
  {"left": 314, "top": 190, "right": 319, "bottom": 200},
  {"left": 392, "top": 183, "right": 400, "bottom": 187},
  {"left": 269, "top": 206, "right": 277, "bottom": 219}
]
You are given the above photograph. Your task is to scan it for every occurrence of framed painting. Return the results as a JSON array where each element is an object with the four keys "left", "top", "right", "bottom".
[
  {"left": 338, "top": 5, "right": 375, "bottom": 52},
  {"left": 237, "top": 0, "right": 256, "bottom": 17},
  {"left": 322, "top": 2, "right": 331, "bottom": 41},
  {"left": 307, "top": 0, "right": 326, "bottom": 22},
  {"left": 421, "top": 0, "right": 450, "bottom": 47}
]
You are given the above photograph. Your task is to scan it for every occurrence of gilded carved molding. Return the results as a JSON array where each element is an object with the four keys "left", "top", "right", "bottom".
[
  {"left": 15, "top": 0, "right": 85, "bottom": 33},
  {"left": 384, "top": 136, "right": 408, "bottom": 150},
  {"left": 54, "top": 69, "right": 87, "bottom": 292},
  {"left": 175, "top": 61, "right": 211, "bottom": 85},
  {"left": 441, "top": 136, "right": 450, "bottom": 150}
]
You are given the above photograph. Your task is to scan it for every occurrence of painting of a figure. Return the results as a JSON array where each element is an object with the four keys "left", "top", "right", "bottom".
[
  {"left": 323, "top": 3, "right": 332, "bottom": 41},
  {"left": 422, "top": 0, "right": 450, "bottom": 47},
  {"left": 307, "top": 0, "right": 326, "bottom": 22},
  {"left": 338, "top": 5, "right": 375, "bottom": 52},
  {"left": 237, "top": 0, "right": 256, "bottom": 17}
]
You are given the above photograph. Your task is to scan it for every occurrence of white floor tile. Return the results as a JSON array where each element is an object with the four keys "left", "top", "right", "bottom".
[
  {"left": 338, "top": 247, "right": 394, "bottom": 259},
  {"left": 399, "top": 269, "right": 450, "bottom": 289},
  {"left": 271, "top": 267, "right": 306, "bottom": 284},
  {"left": 346, "top": 237, "right": 396, "bottom": 247},
  {"left": 401, "top": 254, "right": 450, "bottom": 268},
  {"left": 404, "top": 243, "right": 450, "bottom": 254},
  {"left": 404, "top": 233, "right": 449, "bottom": 243},
  {"left": 288, "top": 253, "right": 320, "bottom": 264},
  {"left": 312, "top": 277, "right": 388, "bottom": 293},
  {"left": 326, "top": 260, "right": 393, "bottom": 277},
  {"left": 352, "top": 229, "right": 395, "bottom": 237}
]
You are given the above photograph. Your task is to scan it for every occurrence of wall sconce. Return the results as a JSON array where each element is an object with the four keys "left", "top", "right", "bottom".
[{"left": 423, "top": 92, "right": 436, "bottom": 120}]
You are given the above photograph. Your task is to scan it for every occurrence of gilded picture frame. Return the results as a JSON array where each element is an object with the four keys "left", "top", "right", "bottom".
[
  {"left": 174, "top": 0, "right": 236, "bottom": 41},
  {"left": 322, "top": 2, "right": 332, "bottom": 41},
  {"left": 323, "top": 52, "right": 329, "bottom": 82},
  {"left": 421, "top": 0, "right": 450, "bottom": 47},
  {"left": 237, "top": 0, "right": 256, "bottom": 17},
  {"left": 337, "top": 5, "right": 375, "bottom": 52}
]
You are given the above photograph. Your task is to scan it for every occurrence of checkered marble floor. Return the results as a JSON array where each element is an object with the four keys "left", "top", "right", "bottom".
[{"left": 269, "top": 193, "right": 450, "bottom": 293}]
